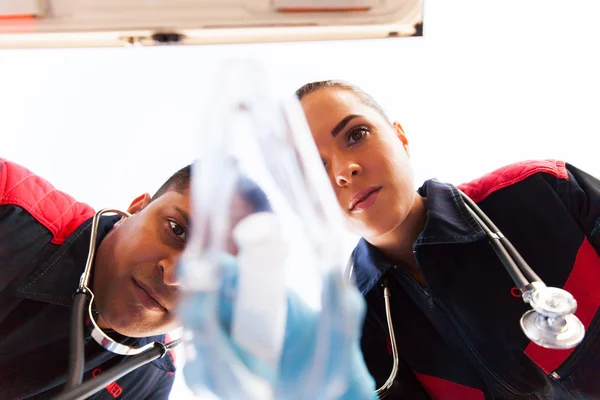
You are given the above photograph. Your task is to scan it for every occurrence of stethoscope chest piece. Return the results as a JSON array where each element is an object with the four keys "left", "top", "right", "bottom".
[{"left": 520, "top": 286, "right": 585, "bottom": 349}]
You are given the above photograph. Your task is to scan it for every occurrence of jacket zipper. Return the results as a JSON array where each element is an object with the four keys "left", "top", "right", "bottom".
[
  {"left": 550, "top": 311, "right": 599, "bottom": 380},
  {"left": 432, "top": 295, "right": 522, "bottom": 397},
  {"left": 403, "top": 253, "right": 523, "bottom": 398}
]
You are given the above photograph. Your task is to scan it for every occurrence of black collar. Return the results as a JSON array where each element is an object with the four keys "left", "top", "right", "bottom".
[
  {"left": 351, "top": 179, "right": 487, "bottom": 294},
  {"left": 16, "top": 214, "right": 175, "bottom": 372},
  {"left": 17, "top": 214, "right": 118, "bottom": 306}
]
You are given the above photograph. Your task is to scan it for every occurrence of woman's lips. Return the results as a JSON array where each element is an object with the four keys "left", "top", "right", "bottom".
[{"left": 350, "top": 186, "right": 382, "bottom": 212}]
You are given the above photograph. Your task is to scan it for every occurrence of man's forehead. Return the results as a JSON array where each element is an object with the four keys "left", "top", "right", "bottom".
[{"left": 155, "top": 190, "right": 190, "bottom": 211}]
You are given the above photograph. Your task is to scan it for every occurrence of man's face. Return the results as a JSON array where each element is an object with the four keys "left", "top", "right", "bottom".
[{"left": 93, "top": 189, "right": 190, "bottom": 338}]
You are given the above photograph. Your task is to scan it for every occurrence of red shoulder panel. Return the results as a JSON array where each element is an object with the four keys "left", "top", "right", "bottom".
[
  {"left": 0, "top": 158, "right": 95, "bottom": 245},
  {"left": 457, "top": 160, "right": 569, "bottom": 203}
]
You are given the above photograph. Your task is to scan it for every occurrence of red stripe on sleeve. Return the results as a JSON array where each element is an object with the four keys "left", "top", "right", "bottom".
[{"left": 413, "top": 372, "right": 486, "bottom": 400}]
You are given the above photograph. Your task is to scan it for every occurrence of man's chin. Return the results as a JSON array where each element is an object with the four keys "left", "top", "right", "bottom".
[
  {"left": 108, "top": 323, "right": 164, "bottom": 338},
  {"left": 98, "top": 312, "right": 163, "bottom": 338}
]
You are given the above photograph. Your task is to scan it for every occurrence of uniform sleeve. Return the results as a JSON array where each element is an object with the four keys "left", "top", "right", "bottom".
[
  {"left": 144, "top": 372, "right": 175, "bottom": 400},
  {"left": 560, "top": 163, "right": 600, "bottom": 255},
  {"left": 0, "top": 158, "right": 95, "bottom": 293},
  {"left": 0, "top": 159, "right": 53, "bottom": 292}
]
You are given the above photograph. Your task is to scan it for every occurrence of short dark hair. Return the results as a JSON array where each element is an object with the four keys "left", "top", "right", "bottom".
[
  {"left": 295, "top": 80, "right": 389, "bottom": 122},
  {"left": 151, "top": 165, "right": 271, "bottom": 214},
  {"left": 236, "top": 176, "right": 272, "bottom": 213},
  {"left": 151, "top": 164, "right": 192, "bottom": 201}
]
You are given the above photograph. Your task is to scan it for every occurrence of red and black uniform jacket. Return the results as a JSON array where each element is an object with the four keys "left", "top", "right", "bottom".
[
  {"left": 354, "top": 160, "right": 600, "bottom": 399},
  {"left": 0, "top": 158, "right": 176, "bottom": 400}
]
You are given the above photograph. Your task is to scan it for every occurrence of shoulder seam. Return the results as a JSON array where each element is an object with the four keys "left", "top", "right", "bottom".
[
  {"left": 0, "top": 158, "right": 95, "bottom": 244},
  {"left": 458, "top": 160, "right": 568, "bottom": 203}
]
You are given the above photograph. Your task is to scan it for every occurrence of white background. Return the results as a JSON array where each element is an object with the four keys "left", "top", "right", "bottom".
[{"left": 1, "top": 0, "right": 599, "bottom": 398}]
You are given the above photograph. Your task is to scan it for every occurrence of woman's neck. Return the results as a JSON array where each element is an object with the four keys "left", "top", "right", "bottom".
[{"left": 367, "top": 194, "right": 428, "bottom": 274}]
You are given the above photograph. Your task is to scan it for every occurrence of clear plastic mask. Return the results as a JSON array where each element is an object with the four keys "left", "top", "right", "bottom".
[{"left": 177, "top": 59, "right": 364, "bottom": 400}]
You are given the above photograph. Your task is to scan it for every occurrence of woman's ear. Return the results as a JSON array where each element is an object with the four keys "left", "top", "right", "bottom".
[
  {"left": 393, "top": 121, "right": 409, "bottom": 149},
  {"left": 127, "top": 193, "right": 151, "bottom": 214}
]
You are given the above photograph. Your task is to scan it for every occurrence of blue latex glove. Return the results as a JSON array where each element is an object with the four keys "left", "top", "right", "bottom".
[{"left": 180, "top": 254, "right": 377, "bottom": 400}]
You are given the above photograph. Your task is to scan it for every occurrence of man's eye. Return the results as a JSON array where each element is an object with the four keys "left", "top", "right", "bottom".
[{"left": 169, "top": 220, "right": 186, "bottom": 241}]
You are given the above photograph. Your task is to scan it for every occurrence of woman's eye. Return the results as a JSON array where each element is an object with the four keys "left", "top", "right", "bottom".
[
  {"left": 169, "top": 220, "right": 186, "bottom": 241},
  {"left": 347, "top": 126, "right": 369, "bottom": 145}
]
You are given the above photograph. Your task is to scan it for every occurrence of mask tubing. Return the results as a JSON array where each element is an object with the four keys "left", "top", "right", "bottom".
[{"left": 63, "top": 291, "right": 89, "bottom": 391}]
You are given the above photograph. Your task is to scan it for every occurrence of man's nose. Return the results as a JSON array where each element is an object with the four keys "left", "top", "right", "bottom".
[
  {"left": 159, "top": 256, "right": 181, "bottom": 287},
  {"left": 333, "top": 158, "right": 362, "bottom": 187}
]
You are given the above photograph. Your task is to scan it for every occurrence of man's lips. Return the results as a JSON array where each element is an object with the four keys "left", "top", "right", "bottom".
[
  {"left": 132, "top": 277, "right": 167, "bottom": 312},
  {"left": 349, "top": 186, "right": 382, "bottom": 211}
]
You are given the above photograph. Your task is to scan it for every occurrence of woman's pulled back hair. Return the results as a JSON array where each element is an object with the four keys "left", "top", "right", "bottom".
[{"left": 295, "top": 80, "right": 390, "bottom": 123}]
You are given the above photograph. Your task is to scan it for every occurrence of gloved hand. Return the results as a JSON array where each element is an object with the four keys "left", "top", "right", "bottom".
[{"left": 180, "top": 254, "right": 377, "bottom": 400}]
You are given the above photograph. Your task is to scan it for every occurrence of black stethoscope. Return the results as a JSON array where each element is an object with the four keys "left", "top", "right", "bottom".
[
  {"left": 347, "top": 189, "right": 586, "bottom": 398},
  {"left": 53, "top": 209, "right": 182, "bottom": 400}
]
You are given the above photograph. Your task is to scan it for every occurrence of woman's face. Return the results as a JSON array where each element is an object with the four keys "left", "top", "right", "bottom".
[{"left": 301, "top": 87, "right": 416, "bottom": 239}]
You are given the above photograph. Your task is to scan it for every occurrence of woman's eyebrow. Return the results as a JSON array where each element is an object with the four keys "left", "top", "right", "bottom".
[{"left": 331, "top": 114, "right": 361, "bottom": 137}]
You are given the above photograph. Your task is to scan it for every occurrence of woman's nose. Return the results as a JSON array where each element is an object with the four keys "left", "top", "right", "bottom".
[{"left": 334, "top": 160, "right": 362, "bottom": 187}]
